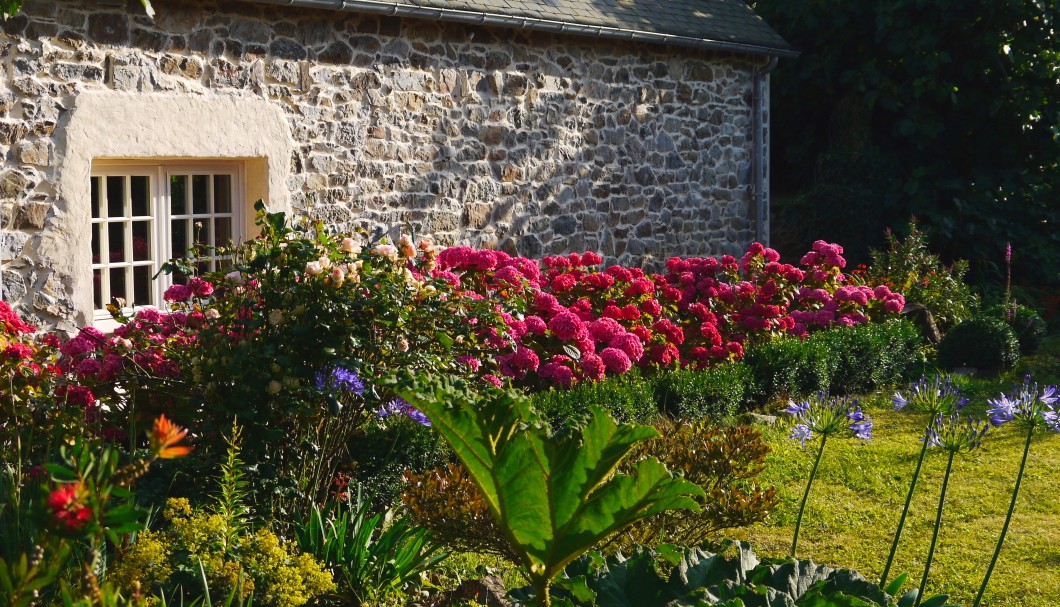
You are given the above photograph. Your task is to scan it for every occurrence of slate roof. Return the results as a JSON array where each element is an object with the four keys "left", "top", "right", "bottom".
[{"left": 254, "top": 0, "right": 796, "bottom": 57}]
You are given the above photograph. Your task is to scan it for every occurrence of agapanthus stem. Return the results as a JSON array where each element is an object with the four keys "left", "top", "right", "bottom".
[
  {"left": 881, "top": 429, "right": 931, "bottom": 587},
  {"left": 972, "top": 426, "right": 1034, "bottom": 607},
  {"left": 916, "top": 450, "right": 955, "bottom": 607},
  {"left": 791, "top": 434, "right": 828, "bottom": 558}
]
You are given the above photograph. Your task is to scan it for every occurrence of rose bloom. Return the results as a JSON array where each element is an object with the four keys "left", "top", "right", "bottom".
[
  {"left": 305, "top": 260, "right": 324, "bottom": 276},
  {"left": 205, "top": 308, "right": 221, "bottom": 320},
  {"left": 268, "top": 309, "right": 285, "bottom": 326},
  {"left": 398, "top": 234, "right": 416, "bottom": 258},
  {"left": 375, "top": 244, "right": 400, "bottom": 261},
  {"left": 341, "top": 237, "right": 362, "bottom": 254}
]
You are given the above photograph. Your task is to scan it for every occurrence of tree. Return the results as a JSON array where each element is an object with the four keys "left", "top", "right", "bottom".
[{"left": 754, "top": 0, "right": 1059, "bottom": 286}]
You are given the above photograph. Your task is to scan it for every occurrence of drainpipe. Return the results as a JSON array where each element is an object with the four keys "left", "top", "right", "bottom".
[{"left": 753, "top": 55, "right": 779, "bottom": 247}]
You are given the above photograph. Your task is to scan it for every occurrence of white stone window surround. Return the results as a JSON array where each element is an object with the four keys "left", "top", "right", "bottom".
[
  {"left": 43, "top": 91, "right": 294, "bottom": 328},
  {"left": 90, "top": 161, "right": 245, "bottom": 325}
]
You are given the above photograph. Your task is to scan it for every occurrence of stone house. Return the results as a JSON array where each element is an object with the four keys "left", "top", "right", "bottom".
[{"left": 0, "top": 0, "right": 793, "bottom": 331}]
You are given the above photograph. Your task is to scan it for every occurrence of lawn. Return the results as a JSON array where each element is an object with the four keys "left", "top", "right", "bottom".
[{"left": 744, "top": 337, "right": 1060, "bottom": 606}]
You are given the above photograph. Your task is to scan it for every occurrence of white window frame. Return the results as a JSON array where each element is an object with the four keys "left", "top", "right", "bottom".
[{"left": 90, "top": 160, "right": 245, "bottom": 327}]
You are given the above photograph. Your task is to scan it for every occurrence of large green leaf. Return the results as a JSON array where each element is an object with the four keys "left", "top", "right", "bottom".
[{"left": 397, "top": 374, "right": 703, "bottom": 593}]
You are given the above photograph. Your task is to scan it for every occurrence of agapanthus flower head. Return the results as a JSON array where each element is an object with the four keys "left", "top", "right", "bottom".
[
  {"left": 925, "top": 413, "right": 989, "bottom": 454},
  {"left": 785, "top": 393, "right": 872, "bottom": 445},
  {"left": 315, "top": 366, "right": 365, "bottom": 396},
  {"left": 986, "top": 375, "right": 1059, "bottom": 431},
  {"left": 893, "top": 374, "right": 968, "bottom": 415},
  {"left": 377, "top": 397, "right": 431, "bottom": 426}
]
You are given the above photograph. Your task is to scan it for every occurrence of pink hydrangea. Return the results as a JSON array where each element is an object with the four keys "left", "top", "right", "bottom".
[
  {"left": 609, "top": 333, "right": 644, "bottom": 362},
  {"left": 548, "top": 311, "right": 585, "bottom": 342},
  {"left": 163, "top": 283, "right": 193, "bottom": 302},
  {"left": 524, "top": 316, "right": 547, "bottom": 335},
  {"left": 551, "top": 274, "right": 577, "bottom": 293},
  {"left": 599, "top": 347, "right": 632, "bottom": 374},
  {"left": 580, "top": 353, "right": 606, "bottom": 381},
  {"left": 588, "top": 318, "right": 624, "bottom": 343}
]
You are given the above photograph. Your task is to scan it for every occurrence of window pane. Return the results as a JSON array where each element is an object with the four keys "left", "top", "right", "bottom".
[
  {"left": 172, "top": 219, "right": 188, "bottom": 258},
  {"left": 108, "top": 222, "right": 127, "bottom": 263},
  {"left": 214, "top": 174, "right": 232, "bottom": 213},
  {"left": 214, "top": 217, "right": 232, "bottom": 246},
  {"left": 109, "top": 267, "right": 127, "bottom": 300},
  {"left": 131, "top": 176, "right": 150, "bottom": 216},
  {"left": 93, "top": 269, "right": 102, "bottom": 309},
  {"left": 171, "top": 175, "right": 187, "bottom": 215},
  {"left": 133, "top": 266, "right": 151, "bottom": 306},
  {"left": 192, "top": 175, "right": 209, "bottom": 214},
  {"left": 107, "top": 176, "right": 125, "bottom": 218},
  {"left": 91, "top": 177, "right": 101, "bottom": 219},
  {"left": 91, "top": 223, "right": 101, "bottom": 263},
  {"left": 132, "top": 221, "right": 150, "bottom": 261}
]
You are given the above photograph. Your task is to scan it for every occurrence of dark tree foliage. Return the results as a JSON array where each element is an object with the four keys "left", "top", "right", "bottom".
[{"left": 754, "top": 0, "right": 1059, "bottom": 286}]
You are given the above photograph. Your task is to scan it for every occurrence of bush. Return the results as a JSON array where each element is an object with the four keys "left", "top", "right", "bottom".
[
  {"left": 987, "top": 303, "right": 1048, "bottom": 354},
  {"left": 652, "top": 362, "right": 755, "bottom": 420},
  {"left": 529, "top": 369, "right": 659, "bottom": 428},
  {"left": 866, "top": 221, "right": 980, "bottom": 332},
  {"left": 816, "top": 319, "right": 923, "bottom": 395},
  {"left": 743, "top": 337, "right": 836, "bottom": 402},
  {"left": 937, "top": 315, "right": 1020, "bottom": 373}
]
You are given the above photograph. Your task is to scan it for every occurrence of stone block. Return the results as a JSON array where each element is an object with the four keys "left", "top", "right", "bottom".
[
  {"left": 1, "top": 231, "right": 29, "bottom": 260},
  {"left": 18, "top": 140, "right": 50, "bottom": 167}
]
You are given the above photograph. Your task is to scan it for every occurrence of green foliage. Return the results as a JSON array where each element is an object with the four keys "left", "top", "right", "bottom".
[
  {"left": 652, "top": 362, "right": 755, "bottom": 420},
  {"left": 530, "top": 370, "right": 659, "bottom": 428},
  {"left": 744, "top": 336, "right": 836, "bottom": 402},
  {"left": 817, "top": 320, "right": 923, "bottom": 395},
  {"left": 866, "top": 224, "right": 980, "bottom": 331},
  {"left": 616, "top": 420, "right": 779, "bottom": 550},
  {"left": 396, "top": 374, "right": 704, "bottom": 607},
  {"left": 294, "top": 487, "right": 447, "bottom": 606},
  {"left": 110, "top": 498, "right": 334, "bottom": 607},
  {"left": 755, "top": 0, "right": 1060, "bottom": 285},
  {"left": 514, "top": 542, "right": 905, "bottom": 607},
  {"left": 986, "top": 303, "right": 1047, "bottom": 354},
  {"left": 937, "top": 316, "right": 1020, "bottom": 372}
]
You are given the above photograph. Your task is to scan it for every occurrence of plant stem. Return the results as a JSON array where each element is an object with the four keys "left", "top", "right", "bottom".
[
  {"left": 880, "top": 429, "right": 930, "bottom": 587},
  {"left": 534, "top": 576, "right": 552, "bottom": 607},
  {"left": 791, "top": 434, "right": 827, "bottom": 558},
  {"left": 972, "top": 426, "right": 1034, "bottom": 607},
  {"left": 915, "top": 450, "right": 955, "bottom": 607}
]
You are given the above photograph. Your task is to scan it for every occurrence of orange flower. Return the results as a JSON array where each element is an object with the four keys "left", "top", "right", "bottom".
[{"left": 149, "top": 415, "right": 193, "bottom": 459}]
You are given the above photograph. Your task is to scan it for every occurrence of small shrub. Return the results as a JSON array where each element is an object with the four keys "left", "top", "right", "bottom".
[
  {"left": 344, "top": 413, "right": 450, "bottom": 510},
  {"left": 987, "top": 303, "right": 1047, "bottom": 354},
  {"left": 743, "top": 337, "right": 836, "bottom": 402},
  {"left": 614, "top": 420, "right": 779, "bottom": 549},
  {"left": 817, "top": 319, "right": 923, "bottom": 395},
  {"left": 529, "top": 369, "right": 658, "bottom": 428},
  {"left": 937, "top": 315, "right": 1020, "bottom": 373},
  {"left": 867, "top": 220, "right": 980, "bottom": 331},
  {"left": 652, "top": 362, "right": 755, "bottom": 420}
]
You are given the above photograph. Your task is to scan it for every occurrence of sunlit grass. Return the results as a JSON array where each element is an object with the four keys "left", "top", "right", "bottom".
[{"left": 744, "top": 336, "right": 1060, "bottom": 606}]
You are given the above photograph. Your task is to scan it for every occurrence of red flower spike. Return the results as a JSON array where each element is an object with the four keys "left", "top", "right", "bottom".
[
  {"left": 47, "top": 483, "right": 92, "bottom": 531},
  {"left": 149, "top": 415, "right": 193, "bottom": 459}
]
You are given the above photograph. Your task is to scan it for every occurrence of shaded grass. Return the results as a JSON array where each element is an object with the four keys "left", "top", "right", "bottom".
[{"left": 744, "top": 337, "right": 1060, "bottom": 606}]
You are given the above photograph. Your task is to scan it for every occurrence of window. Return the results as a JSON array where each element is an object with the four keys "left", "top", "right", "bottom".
[{"left": 90, "top": 162, "right": 244, "bottom": 323}]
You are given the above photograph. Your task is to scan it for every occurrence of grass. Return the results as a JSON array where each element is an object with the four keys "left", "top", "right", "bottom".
[{"left": 742, "top": 336, "right": 1060, "bottom": 606}]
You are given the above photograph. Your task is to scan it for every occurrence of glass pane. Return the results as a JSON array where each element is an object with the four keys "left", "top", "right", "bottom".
[
  {"left": 170, "top": 175, "right": 187, "bottom": 215},
  {"left": 214, "top": 217, "right": 232, "bottom": 246},
  {"left": 130, "top": 176, "right": 150, "bottom": 216},
  {"left": 192, "top": 175, "right": 209, "bottom": 214},
  {"left": 197, "top": 261, "right": 210, "bottom": 276},
  {"left": 132, "top": 221, "right": 150, "bottom": 261},
  {"left": 91, "top": 223, "right": 101, "bottom": 263},
  {"left": 109, "top": 267, "right": 127, "bottom": 300},
  {"left": 214, "top": 174, "right": 232, "bottom": 213},
  {"left": 172, "top": 219, "right": 188, "bottom": 258},
  {"left": 91, "top": 177, "right": 101, "bottom": 219},
  {"left": 93, "top": 269, "right": 102, "bottom": 309},
  {"left": 133, "top": 266, "right": 151, "bottom": 306},
  {"left": 107, "top": 176, "right": 125, "bottom": 218},
  {"left": 108, "top": 222, "right": 127, "bottom": 263}
]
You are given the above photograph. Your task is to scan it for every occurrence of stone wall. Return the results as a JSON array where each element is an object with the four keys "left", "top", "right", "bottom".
[{"left": 0, "top": 0, "right": 764, "bottom": 329}]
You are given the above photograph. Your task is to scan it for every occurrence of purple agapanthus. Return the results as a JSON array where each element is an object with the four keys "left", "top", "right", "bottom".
[
  {"left": 315, "top": 366, "right": 365, "bottom": 396},
  {"left": 893, "top": 374, "right": 968, "bottom": 414},
  {"left": 785, "top": 393, "right": 873, "bottom": 445},
  {"left": 377, "top": 397, "right": 431, "bottom": 427},
  {"left": 925, "top": 413, "right": 989, "bottom": 453},
  {"left": 986, "top": 375, "right": 1059, "bottom": 431}
]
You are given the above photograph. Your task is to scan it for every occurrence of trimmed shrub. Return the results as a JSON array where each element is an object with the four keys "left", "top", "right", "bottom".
[
  {"left": 987, "top": 303, "right": 1048, "bottom": 354},
  {"left": 653, "top": 362, "right": 755, "bottom": 420},
  {"left": 743, "top": 336, "right": 836, "bottom": 402},
  {"left": 937, "top": 315, "right": 1020, "bottom": 373},
  {"left": 817, "top": 319, "right": 923, "bottom": 395},
  {"left": 529, "top": 369, "right": 658, "bottom": 428}
]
